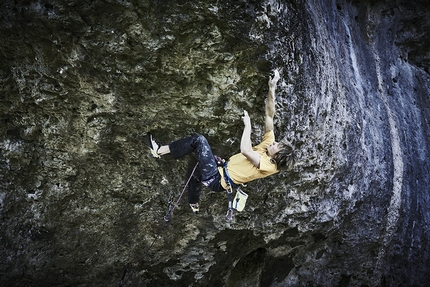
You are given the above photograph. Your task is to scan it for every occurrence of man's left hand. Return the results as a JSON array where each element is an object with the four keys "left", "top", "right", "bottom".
[{"left": 268, "top": 69, "right": 280, "bottom": 88}]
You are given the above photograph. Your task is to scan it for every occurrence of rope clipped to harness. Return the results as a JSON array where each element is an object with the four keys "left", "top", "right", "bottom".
[
  {"left": 119, "top": 162, "right": 199, "bottom": 287},
  {"left": 163, "top": 196, "right": 174, "bottom": 222}
]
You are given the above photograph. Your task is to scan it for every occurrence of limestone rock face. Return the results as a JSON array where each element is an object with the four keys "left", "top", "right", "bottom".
[{"left": 1, "top": 0, "right": 429, "bottom": 286}]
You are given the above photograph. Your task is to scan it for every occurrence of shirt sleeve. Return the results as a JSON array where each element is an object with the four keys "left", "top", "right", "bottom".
[{"left": 253, "top": 130, "right": 275, "bottom": 153}]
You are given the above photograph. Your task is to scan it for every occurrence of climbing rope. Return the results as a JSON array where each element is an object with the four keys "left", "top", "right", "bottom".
[{"left": 119, "top": 162, "right": 199, "bottom": 287}]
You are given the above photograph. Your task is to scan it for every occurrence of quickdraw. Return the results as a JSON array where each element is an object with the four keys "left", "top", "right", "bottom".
[{"left": 226, "top": 186, "right": 234, "bottom": 220}]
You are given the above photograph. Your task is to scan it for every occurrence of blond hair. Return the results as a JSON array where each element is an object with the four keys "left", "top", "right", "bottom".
[{"left": 274, "top": 139, "right": 295, "bottom": 170}]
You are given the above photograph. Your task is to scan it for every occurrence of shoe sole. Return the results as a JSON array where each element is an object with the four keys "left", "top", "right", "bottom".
[
  {"left": 147, "top": 133, "right": 160, "bottom": 158},
  {"left": 190, "top": 204, "right": 199, "bottom": 214}
]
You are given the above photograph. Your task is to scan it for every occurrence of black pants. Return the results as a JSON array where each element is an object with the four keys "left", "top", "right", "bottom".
[{"left": 169, "top": 134, "right": 225, "bottom": 204}]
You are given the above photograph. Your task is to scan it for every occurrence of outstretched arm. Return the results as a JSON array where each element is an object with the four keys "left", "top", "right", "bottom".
[
  {"left": 265, "top": 70, "right": 280, "bottom": 133},
  {"left": 240, "top": 110, "right": 261, "bottom": 168}
]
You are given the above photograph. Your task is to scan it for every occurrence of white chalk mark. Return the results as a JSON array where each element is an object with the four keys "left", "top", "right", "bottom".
[
  {"left": 374, "top": 53, "right": 404, "bottom": 277},
  {"left": 343, "top": 15, "right": 403, "bottom": 280}
]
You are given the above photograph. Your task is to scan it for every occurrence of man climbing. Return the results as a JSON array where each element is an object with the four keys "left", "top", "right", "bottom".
[{"left": 147, "top": 70, "right": 295, "bottom": 214}]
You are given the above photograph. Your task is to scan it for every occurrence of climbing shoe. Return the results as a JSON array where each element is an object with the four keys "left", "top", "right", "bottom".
[
  {"left": 147, "top": 132, "right": 161, "bottom": 158},
  {"left": 189, "top": 203, "right": 199, "bottom": 214}
]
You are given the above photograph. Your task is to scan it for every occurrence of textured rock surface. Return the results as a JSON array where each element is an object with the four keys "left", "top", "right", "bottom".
[{"left": 1, "top": 0, "right": 430, "bottom": 286}]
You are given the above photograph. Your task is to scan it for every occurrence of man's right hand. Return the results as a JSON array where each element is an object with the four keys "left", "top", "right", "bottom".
[{"left": 242, "top": 110, "right": 251, "bottom": 126}]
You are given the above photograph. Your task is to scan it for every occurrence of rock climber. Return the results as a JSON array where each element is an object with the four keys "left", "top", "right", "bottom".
[{"left": 147, "top": 69, "right": 295, "bottom": 214}]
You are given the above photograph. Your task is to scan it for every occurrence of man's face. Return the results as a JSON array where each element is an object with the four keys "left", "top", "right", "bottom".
[{"left": 267, "top": 141, "right": 280, "bottom": 157}]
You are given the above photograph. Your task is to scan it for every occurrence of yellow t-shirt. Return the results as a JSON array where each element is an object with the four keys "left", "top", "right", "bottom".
[{"left": 219, "top": 130, "right": 278, "bottom": 189}]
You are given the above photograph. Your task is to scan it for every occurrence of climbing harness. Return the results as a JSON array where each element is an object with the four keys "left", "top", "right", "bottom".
[
  {"left": 118, "top": 162, "right": 199, "bottom": 287},
  {"left": 222, "top": 161, "right": 239, "bottom": 188}
]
